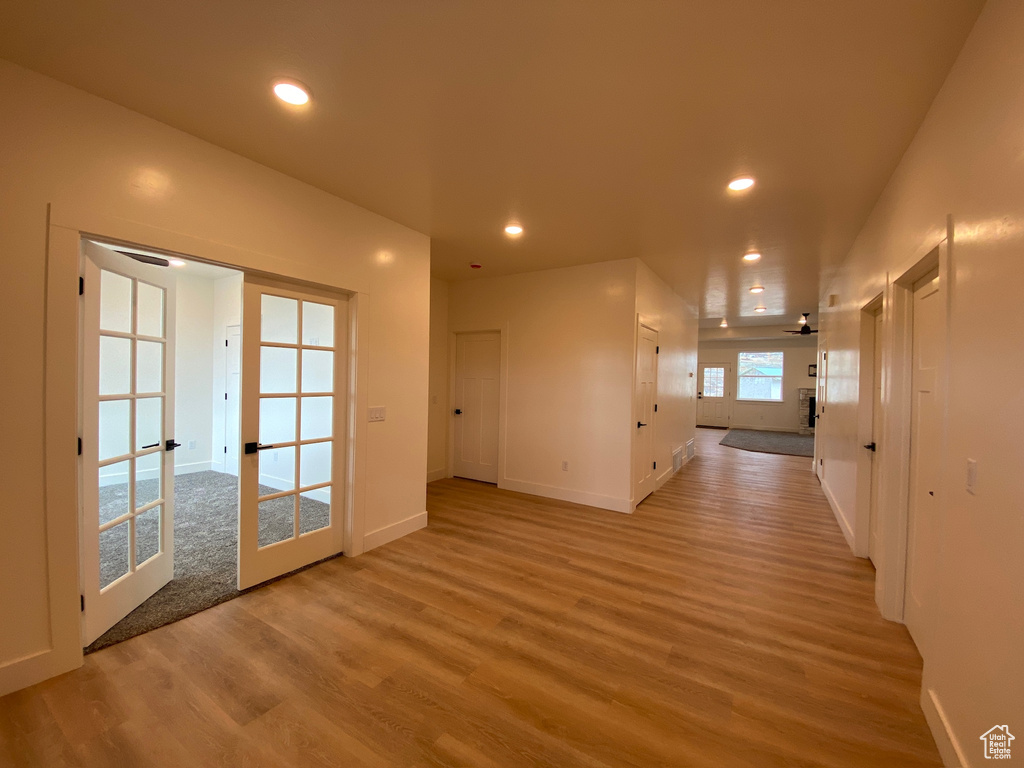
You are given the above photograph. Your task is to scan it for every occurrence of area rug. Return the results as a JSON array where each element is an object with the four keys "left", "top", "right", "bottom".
[
  {"left": 88, "top": 471, "right": 331, "bottom": 653},
  {"left": 719, "top": 428, "right": 814, "bottom": 457}
]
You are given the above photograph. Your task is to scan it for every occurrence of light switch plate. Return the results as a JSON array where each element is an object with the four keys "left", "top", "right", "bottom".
[{"left": 368, "top": 406, "right": 386, "bottom": 422}]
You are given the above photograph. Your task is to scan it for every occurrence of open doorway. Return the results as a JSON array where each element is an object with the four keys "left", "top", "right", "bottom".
[{"left": 85, "top": 240, "right": 245, "bottom": 651}]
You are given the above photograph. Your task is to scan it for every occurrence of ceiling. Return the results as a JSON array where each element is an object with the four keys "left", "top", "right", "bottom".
[{"left": 0, "top": 1, "right": 984, "bottom": 325}]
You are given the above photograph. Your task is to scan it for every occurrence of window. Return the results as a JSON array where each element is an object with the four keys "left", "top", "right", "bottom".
[
  {"left": 703, "top": 367, "right": 725, "bottom": 397},
  {"left": 737, "top": 351, "right": 784, "bottom": 401}
]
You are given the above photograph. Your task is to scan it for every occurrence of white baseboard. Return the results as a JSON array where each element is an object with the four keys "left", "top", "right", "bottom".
[
  {"left": 821, "top": 478, "right": 858, "bottom": 555},
  {"left": 426, "top": 468, "right": 447, "bottom": 483},
  {"left": 363, "top": 511, "right": 428, "bottom": 552},
  {"left": 500, "top": 477, "right": 631, "bottom": 514},
  {"left": 174, "top": 460, "right": 211, "bottom": 477},
  {"left": 727, "top": 423, "right": 805, "bottom": 433},
  {"left": 921, "top": 681, "right": 968, "bottom": 767},
  {"left": 99, "top": 460, "right": 212, "bottom": 486}
]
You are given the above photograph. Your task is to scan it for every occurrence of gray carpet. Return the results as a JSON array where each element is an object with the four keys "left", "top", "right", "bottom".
[
  {"left": 719, "top": 428, "right": 815, "bottom": 457},
  {"left": 89, "top": 470, "right": 330, "bottom": 653}
]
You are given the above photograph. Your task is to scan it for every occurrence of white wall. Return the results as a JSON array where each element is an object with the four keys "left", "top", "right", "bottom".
[
  {"left": 815, "top": 1, "right": 1024, "bottom": 761},
  {"left": 426, "top": 277, "right": 449, "bottom": 482},
  {"left": 0, "top": 60, "right": 430, "bottom": 695},
  {"left": 697, "top": 336, "right": 817, "bottom": 432},
  {"left": 448, "top": 260, "right": 638, "bottom": 511},
  {"left": 635, "top": 260, "right": 698, "bottom": 484},
  {"left": 210, "top": 273, "right": 243, "bottom": 474},
  {"left": 173, "top": 274, "right": 214, "bottom": 475}
]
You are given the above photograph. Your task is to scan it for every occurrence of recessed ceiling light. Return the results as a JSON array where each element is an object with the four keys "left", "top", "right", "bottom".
[
  {"left": 728, "top": 177, "right": 755, "bottom": 191},
  {"left": 168, "top": 258, "right": 186, "bottom": 267},
  {"left": 743, "top": 252, "right": 761, "bottom": 262},
  {"left": 504, "top": 224, "right": 523, "bottom": 236},
  {"left": 749, "top": 285, "right": 764, "bottom": 294},
  {"left": 720, "top": 319, "right": 728, "bottom": 328},
  {"left": 754, "top": 306, "right": 767, "bottom": 313},
  {"left": 273, "top": 80, "right": 310, "bottom": 106}
]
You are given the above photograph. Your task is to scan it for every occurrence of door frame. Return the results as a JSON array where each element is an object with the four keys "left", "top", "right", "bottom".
[
  {"left": 873, "top": 227, "right": 952, "bottom": 623},
  {"left": 445, "top": 326, "right": 507, "bottom": 484},
  {"left": 853, "top": 294, "right": 883, "bottom": 560},
  {"left": 631, "top": 316, "right": 660, "bottom": 510},
  {"left": 28, "top": 207, "right": 369, "bottom": 695}
]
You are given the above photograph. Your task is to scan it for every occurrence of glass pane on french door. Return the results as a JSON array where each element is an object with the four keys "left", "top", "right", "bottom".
[
  {"left": 97, "top": 272, "right": 168, "bottom": 586},
  {"left": 257, "top": 295, "right": 335, "bottom": 546}
]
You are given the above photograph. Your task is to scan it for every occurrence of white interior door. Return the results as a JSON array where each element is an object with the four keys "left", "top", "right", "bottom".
[
  {"left": 224, "top": 324, "right": 241, "bottom": 476},
  {"left": 239, "top": 277, "right": 347, "bottom": 590},
  {"left": 633, "top": 325, "right": 658, "bottom": 504},
  {"left": 81, "top": 240, "right": 176, "bottom": 645},
  {"left": 452, "top": 332, "right": 500, "bottom": 483},
  {"left": 697, "top": 363, "right": 730, "bottom": 427},
  {"left": 904, "top": 269, "right": 942, "bottom": 648},
  {"left": 868, "top": 309, "right": 883, "bottom": 563}
]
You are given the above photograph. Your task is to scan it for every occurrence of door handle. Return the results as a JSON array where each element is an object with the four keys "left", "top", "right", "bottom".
[
  {"left": 244, "top": 442, "right": 276, "bottom": 455},
  {"left": 165, "top": 439, "right": 182, "bottom": 451},
  {"left": 141, "top": 442, "right": 160, "bottom": 450},
  {"left": 863, "top": 442, "right": 876, "bottom": 452},
  {"left": 637, "top": 422, "right": 647, "bottom": 428},
  {"left": 454, "top": 409, "right": 462, "bottom": 415}
]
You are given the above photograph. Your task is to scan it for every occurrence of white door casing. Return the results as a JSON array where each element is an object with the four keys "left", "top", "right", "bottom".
[
  {"left": 868, "top": 308, "right": 883, "bottom": 563},
  {"left": 633, "top": 324, "right": 658, "bottom": 505},
  {"left": 452, "top": 332, "right": 500, "bottom": 483},
  {"left": 81, "top": 240, "right": 176, "bottom": 645},
  {"left": 239, "top": 276, "right": 348, "bottom": 590},
  {"left": 904, "top": 269, "right": 942, "bottom": 650},
  {"left": 697, "top": 362, "right": 731, "bottom": 427},
  {"left": 224, "top": 324, "right": 241, "bottom": 476}
]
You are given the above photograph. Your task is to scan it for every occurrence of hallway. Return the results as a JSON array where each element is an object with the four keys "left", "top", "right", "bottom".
[{"left": 0, "top": 429, "right": 937, "bottom": 766}]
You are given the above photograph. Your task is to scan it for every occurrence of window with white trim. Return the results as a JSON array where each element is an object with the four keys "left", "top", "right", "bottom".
[{"left": 737, "top": 351, "right": 784, "bottom": 401}]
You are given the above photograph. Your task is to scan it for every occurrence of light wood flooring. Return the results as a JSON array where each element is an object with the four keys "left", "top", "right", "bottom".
[{"left": 0, "top": 429, "right": 940, "bottom": 766}]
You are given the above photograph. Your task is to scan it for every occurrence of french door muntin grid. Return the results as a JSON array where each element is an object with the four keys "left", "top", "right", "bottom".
[
  {"left": 257, "top": 295, "right": 335, "bottom": 546},
  {"left": 97, "top": 272, "right": 166, "bottom": 589}
]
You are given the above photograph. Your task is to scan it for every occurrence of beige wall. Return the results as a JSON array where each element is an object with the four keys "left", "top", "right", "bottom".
[
  {"left": 698, "top": 337, "right": 818, "bottom": 432},
  {"left": 0, "top": 60, "right": 430, "bottom": 694},
  {"left": 815, "top": 0, "right": 1024, "bottom": 761},
  {"left": 443, "top": 258, "right": 697, "bottom": 512},
  {"left": 427, "top": 277, "right": 449, "bottom": 481},
  {"left": 635, "top": 260, "right": 699, "bottom": 481}
]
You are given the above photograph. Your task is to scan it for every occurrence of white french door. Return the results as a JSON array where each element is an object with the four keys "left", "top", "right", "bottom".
[
  {"left": 239, "top": 276, "right": 347, "bottom": 590},
  {"left": 81, "top": 240, "right": 176, "bottom": 645},
  {"left": 697, "top": 363, "right": 731, "bottom": 427}
]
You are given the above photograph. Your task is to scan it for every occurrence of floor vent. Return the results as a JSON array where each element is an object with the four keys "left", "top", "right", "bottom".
[
  {"left": 686, "top": 438, "right": 695, "bottom": 461},
  {"left": 673, "top": 447, "right": 684, "bottom": 472}
]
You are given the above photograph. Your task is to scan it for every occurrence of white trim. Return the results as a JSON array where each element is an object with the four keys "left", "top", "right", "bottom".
[
  {"left": 734, "top": 398, "right": 785, "bottom": 404},
  {"left": 920, "top": 681, "right": 969, "bottom": 768},
  {"left": 502, "top": 477, "right": 632, "bottom": 514},
  {"left": 821, "top": 478, "right": 856, "bottom": 553},
  {"left": 363, "top": 511, "right": 428, "bottom": 551},
  {"left": 722, "top": 424, "right": 806, "bottom": 434},
  {"left": 426, "top": 468, "right": 447, "bottom": 483}
]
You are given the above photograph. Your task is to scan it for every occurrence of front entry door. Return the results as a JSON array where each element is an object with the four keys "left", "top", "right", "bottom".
[
  {"left": 81, "top": 240, "right": 177, "bottom": 645},
  {"left": 697, "top": 363, "right": 730, "bottom": 427},
  {"left": 239, "top": 276, "right": 347, "bottom": 590},
  {"left": 633, "top": 325, "right": 658, "bottom": 504},
  {"left": 452, "top": 332, "right": 500, "bottom": 483}
]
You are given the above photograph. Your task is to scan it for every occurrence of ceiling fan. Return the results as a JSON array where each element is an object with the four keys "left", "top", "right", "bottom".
[{"left": 785, "top": 313, "right": 818, "bottom": 335}]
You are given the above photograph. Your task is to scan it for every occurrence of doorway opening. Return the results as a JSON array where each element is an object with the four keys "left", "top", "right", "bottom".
[{"left": 84, "top": 239, "right": 245, "bottom": 650}]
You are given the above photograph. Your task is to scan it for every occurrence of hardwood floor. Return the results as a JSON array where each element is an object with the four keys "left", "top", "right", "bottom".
[{"left": 0, "top": 429, "right": 939, "bottom": 766}]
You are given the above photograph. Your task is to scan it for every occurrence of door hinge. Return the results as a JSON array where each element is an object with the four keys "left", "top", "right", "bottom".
[
  {"left": 77, "top": 437, "right": 82, "bottom": 456},
  {"left": 80, "top": 595, "right": 85, "bottom": 612},
  {"left": 224, "top": 446, "right": 227, "bottom": 454},
  {"left": 653, "top": 461, "right": 657, "bottom": 469},
  {"left": 654, "top": 403, "right": 658, "bottom": 412},
  {"left": 225, "top": 339, "right": 229, "bottom": 347},
  {"left": 79, "top": 276, "right": 84, "bottom": 295},
  {"left": 655, "top": 345, "right": 659, "bottom": 354},
  {"left": 224, "top": 392, "right": 228, "bottom": 400}
]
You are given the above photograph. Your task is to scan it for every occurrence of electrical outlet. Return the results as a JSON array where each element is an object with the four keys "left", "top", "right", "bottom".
[
  {"left": 562, "top": 460, "right": 569, "bottom": 471},
  {"left": 368, "top": 406, "right": 386, "bottom": 422},
  {"left": 188, "top": 440, "right": 197, "bottom": 450}
]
